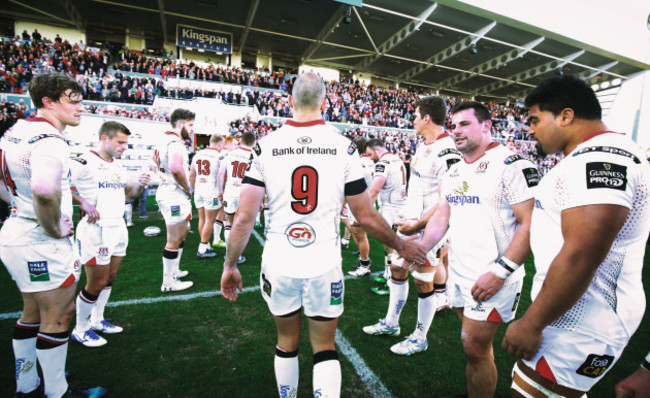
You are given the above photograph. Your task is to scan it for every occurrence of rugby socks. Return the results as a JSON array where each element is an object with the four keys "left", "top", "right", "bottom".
[
  {"left": 91, "top": 284, "right": 112, "bottom": 324},
  {"left": 13, "top": 321, "right": 40, "bottom": 394},
  {"left": 76, "top": 289, "right": 99, "bottom": 331},
  {"left": 275, "top": 347, "right": 299, "bottom": 398},
  {"left": 385, "top": 277, "right": 408, "bottom": 327},
  {"left": 434, "top": 283, "right": 447, "bottom": 295},
  {"left": 384, "top": 252, "right": 391, "bottom": 280},
  {"left": 176, "top": 241, "right": 185, "bottom": 276},
  {"left": 198, "top": 242, "right": 210, "bottom": 254},
  {"left": 213, "top": 220, "right": 224, "bottom": 244},
  {"left": 359, "top": 259, "right": 371, "bottom": 267},
  {"left": 224, "top": 225, "right": 231, "bottom": 245},
  {"left": 124, "top": 202, "right": 132, "bottom": 224},
  {"left": 313, "top": 350, "right": 341, "bottom": 398},
  {"left": 36, "top": 332, "right": 69, "bottom": 398},
  {"left": 162, "top": 247, "right": 179, "bottom": 285},
  {"left": 413, "top": 290, "right": 436, "bottom": 343}
]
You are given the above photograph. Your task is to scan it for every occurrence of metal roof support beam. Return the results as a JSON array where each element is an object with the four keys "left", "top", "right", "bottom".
[
  {"left": 440, "top": 37, "right": 544, "bottom": 88},
  {"left": 157, "top": 0, "right": 167, "bottom": 43},
  {"left": 354, "top": 3, "right": 438, "bottom": 71},
  {"left": 301, "top": 5, "right": 348, "bottom": 63},
  {"left": 237, "top": 0, "right": 260, "bottom": 56},
  {"left": 353, "top": 6, "right": 378, "bottom": 53},
  {"left": 60, "top": 0, "right": 84, "bottom": 31},
  {"left": 474, "top": 50, "right": 584, "bottom": 96},
  {"left": 583, "top": 61, "right": 619, "bottom": 79},
  {"left": 398, "top": 21, "right": 496, "bottom": 81}
]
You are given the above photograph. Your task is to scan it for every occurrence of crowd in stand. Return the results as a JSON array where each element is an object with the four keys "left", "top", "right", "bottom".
[
  {"left": 84, "top": 104, "right": 170, "bottom": 122},
  {"left": 0, "top": 32, "right": 554, "bottom": 173},
  {"left": 113, "top": 49, "right": 296, "bottom": 91},
  {"left": 78, "top": 72, "right": 158, "bottom": 105}
]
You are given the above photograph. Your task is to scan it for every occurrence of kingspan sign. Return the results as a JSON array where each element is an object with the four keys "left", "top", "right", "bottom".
[{"left": 176, "top": 24, "right": 232, "bottom": 54}]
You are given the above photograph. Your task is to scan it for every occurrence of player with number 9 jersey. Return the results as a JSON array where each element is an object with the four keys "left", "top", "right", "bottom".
[{"left": 243, "top": 120, "right": 366, "bottom": 279}]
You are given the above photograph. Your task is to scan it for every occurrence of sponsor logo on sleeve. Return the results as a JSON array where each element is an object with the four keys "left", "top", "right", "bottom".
[
  {"left": 375, "top": 164, "right": 386, "bottom": 173},
  {"left": 261, "top": 273, "right": 272, "bottom": 297},
  {"left": 252, "top": 143, "right": 262, "bottom": 156},
  {"left": 576, "top": 354, "right": 615, "bottom": 378},
  {"left": 28, "top": 261, "right": 50, "bottom": 282},
  {"left": 330, "top": 280, "right": 343, "bottom": 305},
  {"left": 504, "top": 154, "right": 524, "bottom": 164},
  {"left": 285, "top": 222, "right": 316, "bottom": 247},
  {"left": 438, "top": 148, "right": 462, "bottom": 158},
  {"left": 522, "top": 168, "right": 541, "bottom": 187},
  {"left": 446, "top": 158, "right": 460, "bottom": 170},
  {"left": 586, "top": 162, "right": 627, "bottom": 191},
  {"left": 573, "top": 146, "right": 641, "bottom": 164},
  {"left": 71, "top": 157, "right": 87, "bottom": 165},
  {"left": 347, "top": 141, "right": 357, "bottom": 155}
]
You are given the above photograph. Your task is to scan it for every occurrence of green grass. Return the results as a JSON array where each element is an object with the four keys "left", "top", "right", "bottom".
[{"left": 1, "top": 203, "right": 648, "bottom": 397}]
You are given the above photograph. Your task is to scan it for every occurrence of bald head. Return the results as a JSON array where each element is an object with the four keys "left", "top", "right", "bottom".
[{"left": 291, "top": 72, "right": 326, "bottom": 112}]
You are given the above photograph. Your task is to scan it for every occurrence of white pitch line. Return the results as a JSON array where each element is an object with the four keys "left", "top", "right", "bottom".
[{"left": 1, "top": 228, "right": 392, "bottom": 396}]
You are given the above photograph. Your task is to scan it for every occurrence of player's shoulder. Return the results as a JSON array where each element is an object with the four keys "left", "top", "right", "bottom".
[{"left": 570, "top": 132, "right": 645, "bottom": 166}]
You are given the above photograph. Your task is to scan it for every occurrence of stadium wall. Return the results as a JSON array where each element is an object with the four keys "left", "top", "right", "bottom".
[{"left": 14, "top": 21, "right": 85, "bottom": 46}]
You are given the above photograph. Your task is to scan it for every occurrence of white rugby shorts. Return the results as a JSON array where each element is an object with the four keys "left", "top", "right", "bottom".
[
  {"left": 260, "top": 264, "right": 344, "bottom": 319},
  {"left": 156, "top": 185, "right": 192, "bottom": 224},
  {"left": 76, "top": 220, "right": 128, "bottom": 265},
  {"left": 194, "top": 191, "right": 222, "bottom": 210},
  {"left": 223, "top": 191, "right": 241, "bottom": 215},
  {"left": 518, "top": 326, "right": 625, "bottom": 392},
  {"left": 1, "top": 220, "right": 81, "bottom": 293},
  {"left": 449, "top": 271, "right": 523, "bottom": 323}
]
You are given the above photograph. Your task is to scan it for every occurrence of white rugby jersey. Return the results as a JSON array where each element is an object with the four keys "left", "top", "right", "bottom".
[
  {"left": 153, "top": 132, "right": 189, "bottom": 188},
  {"left": 70, "top": 150, "right": 128, "bottom": 227},
  {"left": 0, "top": 117, "right": 73, "bottom": 222},
  {"left": 222, "top": 146, "right": 253, "bottom": 196},
  {"left": 244, "top": 119, "right": 366, "bottom": 278},
  {"left": 360, "top": 154, "right": 374, "bottom": 187},
  {"left": 530, "top": 131, "right": 650, "bottom": 345},
  {"left": 408, "top": 132, "right": 462, "bottom": 217},
  {"left": 373, "top": 152, "right": 407, "bottom": 208},
  {"left": 441, "top": 142, "right": 539, "bottom": 282},
  {"left": 192, "top": 148, "right": 224, "bottom": 194}
]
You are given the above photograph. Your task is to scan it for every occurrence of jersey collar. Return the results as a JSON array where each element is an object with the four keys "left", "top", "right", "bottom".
[
  {"left": 285, "top": 119, "right": 326, "bottom": 127},
  {"left": 582, "top": 131, "right": 623, "bottom": 142},
  {"left": 26, "top": 115, "right": 59, "bottom": 131},
  {"left": 463, "top": 141, "right": 500, "bottom": 164},
  {"left": 90, "top": 150, "right": 113, "bottom": 163}
]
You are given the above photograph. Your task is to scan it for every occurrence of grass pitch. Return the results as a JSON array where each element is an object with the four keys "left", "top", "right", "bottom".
[{"left": 1, "top": 203, "right": 648, "bottom": 397}]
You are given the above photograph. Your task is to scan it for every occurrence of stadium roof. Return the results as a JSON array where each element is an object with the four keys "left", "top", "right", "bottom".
[{"left": 5, "top": 0, "right": 649, "bottom": 102}]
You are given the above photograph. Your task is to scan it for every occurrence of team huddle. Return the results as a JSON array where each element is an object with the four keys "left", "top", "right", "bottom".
[{"left": 0, "top": 72, "right": 649, "bottom": 398}]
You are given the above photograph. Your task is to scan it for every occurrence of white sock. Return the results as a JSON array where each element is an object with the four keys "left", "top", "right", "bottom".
[
  {"left": 412, "top": 292, "right": 436, "bottom": 342},
  {"left": 91, "top": 285, "right": 112, "bottom": 324},
  {"left": 162, "top": 248, "right": 179, "bottom": 285},
  {"left": 313, "top": 351, "right": 341, "bottom": 398},
  {"left": 224, "top": 226, "right": 231, "bottom": 244},
  {"left": 262, "top": 208, "right": 268, "bottom": 228},
  {"left": 75, "top": 289, "right": 98, "bottom": 332},
  {"left": 36, "top": 333, "right": 69, "bottom": 398},
  {"left": 176, "top": 243, "right": 184, "bottom": 275},
  {"left": 275, "top": 347, "right": 299, "bottom": 398},
  {"left": 385, "top": 278, "right": 408, "bottom": 327},
  {"left": 12, "top": 321, "right": 40, "bottom": 394},
  {"left": 124, "top": 202, "right": 132, "bottom": 223},
  {"left": 213, "top": 221, "right": 223, "bottom": 244},
  {"left": 198, "top": 242, "right": 209, "bottom": 254}
]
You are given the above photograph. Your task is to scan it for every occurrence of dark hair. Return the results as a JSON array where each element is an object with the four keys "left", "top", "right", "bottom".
[
  {"left": 170, "top": 108, "right": 195, "bottom": 128},
  {"left": 28, "top": 73, "right": 83, "bottom": 108},
  {"left": 353, "top": 137, "right": 367, "bottom": 154},
  {"left": 525, "top": 75, "right": 601, "bottom": 120},
  {"left": 240, "top": 132, "right": 256, "bottom": 146},
  {"left": 98, "top": 121, "right": 130, "bottom": 139},
  {"left": 450, "top": 101, "right": 491, "bottom": 123},
  {"left": 414, "top": 96, "right": 447, "bottom": 126},
  {"left": 366, "top": 138, "right": 385, "bottom": 151}
]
